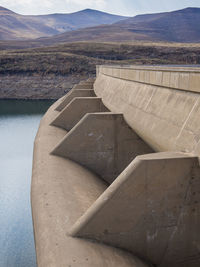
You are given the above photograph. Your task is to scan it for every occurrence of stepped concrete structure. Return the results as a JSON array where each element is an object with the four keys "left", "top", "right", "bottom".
[{"left": 32, "top": 65, "right": 200, "bottom": 267}]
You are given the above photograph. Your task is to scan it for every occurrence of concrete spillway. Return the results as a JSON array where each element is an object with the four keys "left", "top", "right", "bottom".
[{"left": 32, "top": 66, "right": 200, "bottom": 267}]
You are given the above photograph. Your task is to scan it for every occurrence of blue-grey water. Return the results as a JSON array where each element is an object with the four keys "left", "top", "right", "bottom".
[{"left": 0, "top": 100, "right": 54, "bottom": 267}]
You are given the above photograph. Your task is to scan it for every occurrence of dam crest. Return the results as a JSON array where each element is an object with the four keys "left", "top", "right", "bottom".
[{"left": 32, "top": 65, "right": 200, "bottom": 267}]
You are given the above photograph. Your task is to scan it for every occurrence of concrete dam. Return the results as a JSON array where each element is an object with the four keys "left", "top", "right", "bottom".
[{"left": 32, "top": 65, "right": 200, "bottom": 267}]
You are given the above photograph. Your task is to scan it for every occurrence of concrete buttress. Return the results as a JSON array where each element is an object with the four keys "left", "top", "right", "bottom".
[
  {"left": 51, "top": 113, "right": 153, "bottom": 184},
  {"left": 70, "top": 152, "right": 200, "bottom": 267},
  {"left": 55, "top": 89, "right": 96, "bottom": 111},
  {"left": 32, "top": 69, "right": 200, "bottom": 267},
  {"left": 51, "top": 97, "right": 109, "bottom": 131}
]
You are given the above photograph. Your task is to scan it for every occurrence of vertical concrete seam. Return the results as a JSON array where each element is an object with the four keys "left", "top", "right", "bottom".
[
  {"left": 145, "top": 160, "right": 148, "bottom": 259},
  {"left": 175, "top": 98, "right": 199, "bottom": 149},
  {"left": 159, "top": 159, "right": 195, "bottom": 266},
  {"left": 114, "top": 115, "right": 119, "bottom": 177},
  {"left": 144, "top": 87, "right": 157, "bottom": 111}
]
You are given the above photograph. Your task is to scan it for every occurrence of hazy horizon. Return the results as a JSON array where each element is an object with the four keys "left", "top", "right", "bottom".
[{"left": 0, "top": 0, "right": 200, "bottom": 17}]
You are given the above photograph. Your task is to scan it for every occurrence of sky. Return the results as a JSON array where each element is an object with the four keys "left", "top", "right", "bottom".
[{"left": 0, "top": 0, "right": 200, "bottom": 16}]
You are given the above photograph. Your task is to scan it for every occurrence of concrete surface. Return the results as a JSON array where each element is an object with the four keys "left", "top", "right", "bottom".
[
  {"left": 73, "top": 84, "right": 94, "bottom": 89},
  {"left": 32, "top": 65, "right": 200, "bottom": 267},
  {"left": 32, "top": 99, "right": 149, "bottom": 267},
  {"left": 55, "top": 89, "right": 96, "bottom": 111},
  {"left": 52, "top": 113, "right": 153, "bottom": 184},
  {"left": 70, "top": 152, "right": 200, "bottom": 267},
  {"left": 96, "top": 65, "right": 200, "bottom": 94},
  {"left": 71, "top": 79, "right": 95, "bottom": 90},
  {"left": 51, "top": 97, "right": 109, "bottom": 131},
  {"left": 95, "top": 67, "right": 200, "bottom": 154}
]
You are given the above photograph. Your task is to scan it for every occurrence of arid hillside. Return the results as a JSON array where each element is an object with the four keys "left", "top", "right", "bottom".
[
  {"left": 0, "top": 6, "right": 127, "bottom": 40},
  {"left": 27, "top": 7, "right": 200, "bottom": 44},
  {"left": 1, "top": 41, "right": 200, "bottom": 99},
  {"left": 2, "top": 41, "right": 200, "bottom": 75},
  {"left": 1, "top": 7, "right": 200, "bottom": 43}
]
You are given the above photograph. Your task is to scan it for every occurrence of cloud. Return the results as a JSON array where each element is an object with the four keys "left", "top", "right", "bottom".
[
  {"left": 0, "top": 0, "right": 200, "bottom": 16},
  {"left": 0, "top": 0, "right": 107, "bottom": 15},
  {"left": 69, "top": 0, "right": 106, "bottom": 8},
  {"left": 64, "top": 0, "right": 107, "bottom": 12}
]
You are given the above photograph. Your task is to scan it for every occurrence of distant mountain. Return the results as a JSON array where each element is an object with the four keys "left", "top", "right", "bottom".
[
  {"left": 37, "top": 7, "right": 200, "bottom": 44},
  {"left": 0, "top": 6, "right": 127, "bottom": 40},
  {"left": 116, "top": 7, "right": 200, "bottom": 42}
]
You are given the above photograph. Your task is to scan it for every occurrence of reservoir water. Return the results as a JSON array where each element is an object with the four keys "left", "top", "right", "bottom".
[{"left": 0, "top": 100, "right": 54, "bottom": 267}]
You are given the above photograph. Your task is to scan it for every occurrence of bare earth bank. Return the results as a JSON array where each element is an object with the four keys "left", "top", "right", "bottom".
[{"left": 0, "top": 74, "right": 90, "bottom": 100}]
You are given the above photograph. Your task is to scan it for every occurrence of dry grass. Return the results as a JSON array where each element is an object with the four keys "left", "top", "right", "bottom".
[{"left": 1, "top": 41, "right": 200, "bottom": 76}]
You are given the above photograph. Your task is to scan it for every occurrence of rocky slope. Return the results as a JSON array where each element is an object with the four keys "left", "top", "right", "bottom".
[
  {"left": 1, "top": 42, "right": 200, "bottom": 100},
  {"left": 0, "top": 74, "right": 84, "bottom": 99}
]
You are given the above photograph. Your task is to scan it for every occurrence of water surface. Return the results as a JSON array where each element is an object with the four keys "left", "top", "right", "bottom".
[{"left": 0, "top": 100, "right": 54, "bottom": 267}]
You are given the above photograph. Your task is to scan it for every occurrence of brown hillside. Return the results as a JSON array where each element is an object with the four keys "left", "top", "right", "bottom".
[
  {"left": 34, "top": 7, "right": 200, "bottom": 44},
  {"left": 0, "top": 7, "right": 127, "bottom": 40}
]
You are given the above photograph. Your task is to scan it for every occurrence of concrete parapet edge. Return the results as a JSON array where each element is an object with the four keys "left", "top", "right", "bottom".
[{"left": 97, "top": 65, "right": 200, "bottom": 93}]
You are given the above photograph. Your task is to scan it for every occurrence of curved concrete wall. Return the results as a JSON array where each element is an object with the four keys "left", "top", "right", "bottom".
[
  {"left": 32, "top": 79, "right": 150, "bottom": 267},
  {"left": 32, "top": 71, "right": 200, "bottom": 267},
  {"left": 95, "top": 65, "right": 200, "bottom": 155}
]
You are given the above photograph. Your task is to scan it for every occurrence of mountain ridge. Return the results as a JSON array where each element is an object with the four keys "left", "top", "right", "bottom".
[
  {"left": 0, "top": 6, "right": 128, "bottom": 40},
  {"left": 36, "top": 7, "right": 200, "bottom": 44},
  {"left": 1, "top": 7, "right": 200, "bottom": 43}
]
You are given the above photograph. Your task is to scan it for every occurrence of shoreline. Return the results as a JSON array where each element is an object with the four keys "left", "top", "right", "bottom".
[
  {"left": 0, "top": 73, "right": 94, "bottom": 100},
  {"left": 0, "top": 97, "right": 59, "bottom": 101},
  {"left": 0, "top": 74, "right": 82, "bottom": 100}
]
